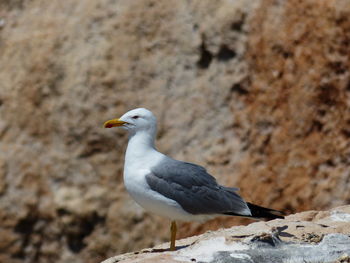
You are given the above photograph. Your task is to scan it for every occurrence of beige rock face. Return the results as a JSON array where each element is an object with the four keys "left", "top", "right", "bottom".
[
  {"left": 101, "top": 206, "right": 350, "bottom": 263},
  {"left": 0, "top": 0, "right": 349, "bottom": 262}
]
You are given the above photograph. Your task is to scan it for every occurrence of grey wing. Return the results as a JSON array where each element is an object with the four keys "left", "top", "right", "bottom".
[{"left": 146, "top": 158, "right": 250, "bottom": 216}]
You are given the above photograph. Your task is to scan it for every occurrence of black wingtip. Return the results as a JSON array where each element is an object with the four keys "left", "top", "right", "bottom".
[{"left": 246, "top": 202, "right": 285, "bottom": 220}]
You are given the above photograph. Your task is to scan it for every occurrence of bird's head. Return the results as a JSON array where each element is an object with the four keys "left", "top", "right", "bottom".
[{"left": 104, "top": 108, "right": 157, "bottom": 135}]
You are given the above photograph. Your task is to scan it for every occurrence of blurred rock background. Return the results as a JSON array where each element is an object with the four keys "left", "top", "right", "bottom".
[{"left": 0, "top": 0, "right": 349, "bottom": 262}]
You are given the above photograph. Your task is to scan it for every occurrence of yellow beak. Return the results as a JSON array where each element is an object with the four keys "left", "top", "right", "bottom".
[{"left": 104, "top": 118, "right": 128, "bottom": 128}]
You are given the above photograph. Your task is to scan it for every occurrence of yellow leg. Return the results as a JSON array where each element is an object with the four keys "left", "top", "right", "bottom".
[{"left": 170, "top": 221, "right": 177, "bottom": 251}]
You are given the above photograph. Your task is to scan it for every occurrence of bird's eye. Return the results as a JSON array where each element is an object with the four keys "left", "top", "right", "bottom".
[{"left": 131, "top": 116, "right": 139, "bottom": 119}]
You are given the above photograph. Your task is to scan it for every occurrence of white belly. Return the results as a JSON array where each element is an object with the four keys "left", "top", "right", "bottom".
[{"left": 123, "top": 168, "right": 213, "bottom": 222}]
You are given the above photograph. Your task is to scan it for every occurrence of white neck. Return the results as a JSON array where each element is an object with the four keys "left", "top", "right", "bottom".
[{"left": 125, "top": 130, "right": 157, "bottom": 165}]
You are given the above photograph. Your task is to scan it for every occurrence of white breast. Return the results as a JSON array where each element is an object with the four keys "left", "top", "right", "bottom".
[{"left": 122, "top": 132, "right": 215, "bottom": 222}]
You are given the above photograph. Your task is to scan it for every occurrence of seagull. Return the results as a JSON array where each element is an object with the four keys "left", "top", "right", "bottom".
[{"left": 104, "top": 108, "right": 284, "bottom": 251}]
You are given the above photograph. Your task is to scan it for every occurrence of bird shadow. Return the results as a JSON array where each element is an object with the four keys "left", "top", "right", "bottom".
[{"left": 140, "top": 244, "right": 191, "bottom": 253}]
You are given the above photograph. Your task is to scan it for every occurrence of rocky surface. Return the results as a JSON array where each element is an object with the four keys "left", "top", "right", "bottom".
[
  {"left": 101, "top": 206, "right": 350, "bottom": 263},
  {"left": 0, "top": 0, "right": 350, "bottom": 262}
]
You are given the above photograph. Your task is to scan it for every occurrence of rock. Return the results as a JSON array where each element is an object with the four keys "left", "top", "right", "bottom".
[
  {"left": 101, "top": 206, "right": 350, "bottom": 263},
  {"left": 0, "top": 0, "right": 349, "bottom": 262},
  {"left": 0, "top": 159, "right": 7, "bottom": 195}
]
